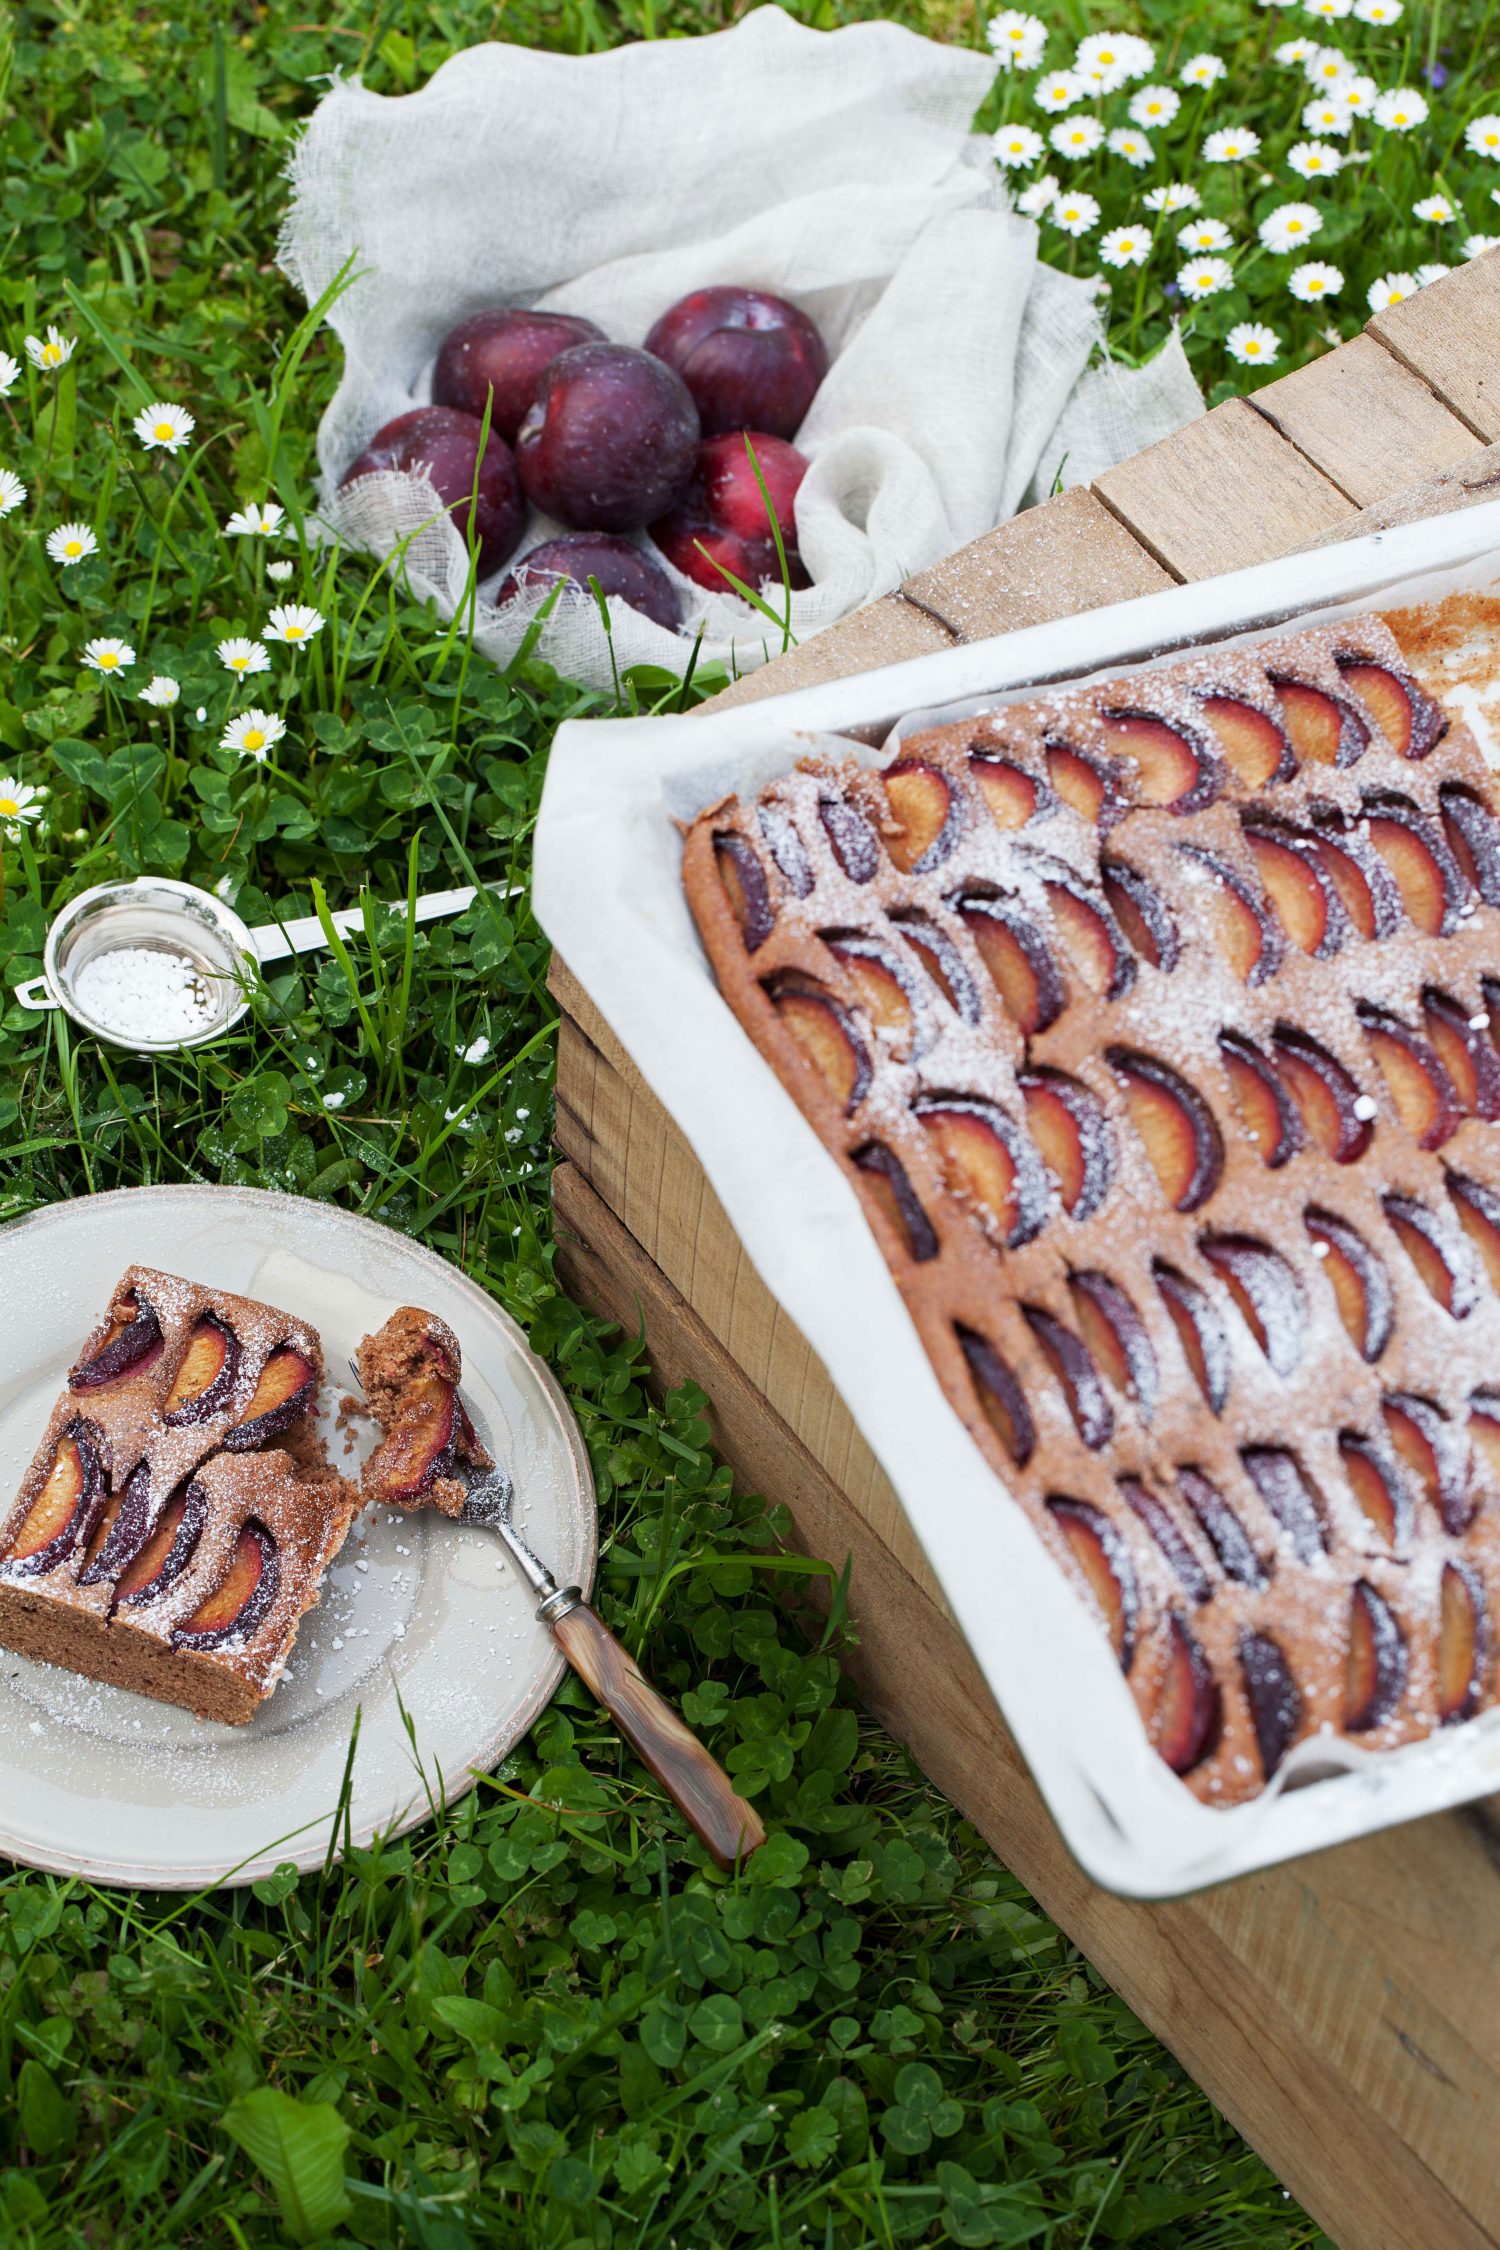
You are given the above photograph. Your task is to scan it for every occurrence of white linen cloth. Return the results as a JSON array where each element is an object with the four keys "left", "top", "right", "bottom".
[{"left": 282, "top": 5, "right": 1203, "bottom": 690}]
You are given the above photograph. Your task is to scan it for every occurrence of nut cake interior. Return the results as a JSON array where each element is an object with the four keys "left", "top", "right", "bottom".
[
  {"left": 682, "top": 602, "right": 1500, "bottom": 1805},
  {"left": 0, "top": 1267, "right": 357, "bottom": 1725}
]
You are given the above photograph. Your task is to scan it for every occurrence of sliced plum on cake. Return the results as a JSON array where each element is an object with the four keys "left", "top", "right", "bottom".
[
  {"left": 1120, "top": 1477, "right": 1212, "bottom": 1605},
  {"left": 955, "top": 895, "right": 1064, "bottom": 1035},
  {"left": 1361, "top": 796, "right": 1467, "bottom": 936},
  {"left": 1176, "top": 1467, "right": 1266, "bottom": 1588},
  {"left": 1359, "top": 1006, "right": 1461, "bottom": 1151},
  {"left": 890, "top": 914, "right": 982, "bottom": 1026},
  {"left": 1447, "top": 1172, "right": 1500, "bottom": 1293},
  {"left": 1181, "top": 847, "right": 1284, "bottom": 987},
  {"left": 714, "top": 832, "right": 775, "bottom": 950},
  {"left": 1345, "top": 1581, "right": 1408, "bottom": 1732},
  {"left": 969, "top": 752, "right": 1048, "bottom": 831},
  {"left": 1107, "top": 1050, "right": 1223, "bottom": 1212},
  {"left": 954, "top": 1325, "right": 1035, "bottom": 1467},
  {"left": 71, "top": 1290, "right": 163, "bottom": 1390},
  {"left": 1240, "top": 1632, "right": 1302, "bottom": 1779},
  {"left": 172, "top": 1519, "right": 280, "bottom": 1650},
  {"left": 915, "top": 1096, "right": 1050, "bottom": 1247},
  {"left": 1439, "top": 784, "right": 1500, "bottom": 906},
  {"left": 1069, "top": 1273, "right": 1158, "bottom": 1420},
  {"left": 1382, "top": 1194, "right": 1482, "bottom": 1319},
  {"left": 1438, "top": 1561, "right": 1486, "bottom": 1723},
  {"left": 3, "top": 1421, "right": 107, "bottom": 1576},
  {"left": 1099, "top": 862, "right": 1179, "bottom": 972},
  {"left": 818, "top": 797, "right": 881, "bottom": 884},
  {"left": 1241, "top": 1448, "right": 1326, "bottom": 1566},
  {"left": 852, "top": 1143, "right": 939, "bottom": 1263},
  {"left": 822, "top": 932, "right": 921, "bottom": 1058},
  {"left": 1420, "top": 990, "right": 1500, "bottom": 1121},
  {"left": 1243, "top": 822, "right": 1346, "bottom": 958},
  {"left": 1270, "top": 1029, "right": 1373, "bottom": 1164},
  {"left": 108, "top": 1473, "right": 209, "bottom": 1607},
  {"left": 1024, "top": 1309, "right": 1114, "bottom": 1449},
  {"left": 1042, "top": 874, "right": 1135, "bottom": 1002},
  {"left": 1335, "top": 652, "right": 1446, "bottom": 759},
  {"left": 1047, "top": 1498, "right": 1137, "bottom": 1667},
  {"left": 1267, "top": 671, "right": 1369, "bottom": 768},
  {"left": 1153, "top": 1614, "right": 1222, "bottom": 1775},
  {"left": 1197, "top": 692, "right": 1295, "bottom": 788},
  {"left": 1198, "top": 1237, "right": 1307, "bottom": 1377},
  {"left": 1154, "top": 1264, "right": 1231, "bottom": 1414},
  {"left": 223, "top": 1345, "right": 318, "bottom": 1451},
  {"left": 1018, "top": 1071, "right": 1113, "bottom": 1220},
  {"left": 1304, "top": 1210, "right": 1394, "bottom": 1362},
  {"left": 763, "top": 971, "right": 872, "bottom": 1116},
  {"left": 162, "top": 1315, "right": 242, "bottom": 1427},
  {"left": 1381, "top": 1393, "right": 1474, "bottom": 1535},
  {"left": 1096, "top": 709, "right": 1221, "bottom": 814},
  {"left": 1044, "top": 740, "right": 1117, "bottom": 827},
  {"left": 1219, "top": 1033, "right": 1302, "bottom": 1169},
  {"left": 1338, "top": 1432, "right": 1413, "bottom": 1552},
  {"left": 1306, "top": 816, "right": 1401, "bottom": 942},
  {"left": 881, "top": 759, "right": 963, "bottom": 872}
]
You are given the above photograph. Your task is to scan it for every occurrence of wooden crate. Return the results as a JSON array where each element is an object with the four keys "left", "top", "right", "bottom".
[{"left": 551, "top": 257, "right": 1500, "bottom": 2250}]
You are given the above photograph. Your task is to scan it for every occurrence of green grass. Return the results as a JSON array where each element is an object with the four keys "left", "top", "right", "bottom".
[{"left": 0, "top": 0, "right": 1454, "bottom": 2237}]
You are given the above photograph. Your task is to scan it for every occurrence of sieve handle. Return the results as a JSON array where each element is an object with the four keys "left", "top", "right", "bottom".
[
  {"left": 13, "top": 975, "right": 58, "bottom": 1012},
  {"left": 246, "top": 884, "right": 495, "bottom": 966}
]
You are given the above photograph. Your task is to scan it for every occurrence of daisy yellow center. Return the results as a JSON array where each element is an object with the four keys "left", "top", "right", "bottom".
[
  {"left": 1308, "top": 279, "right": 1326, "bottom": 292},
  {"left": 98, "top": 653, "right": 119, "bottom": 668},
  {"left": 154, "top": 420, "right": 175, "bottom": 440},
  {"left": 0, "top": 798, "right": 18, "bottom": 816},
  {"left": 1244, "top": 341, "right": 1263, "bottom": 354},
  {"left": 231, "top": 656, "right": 249, "bottom": 670},
  {"left": 43, "top": 344, "right": 61, "bottom": 365},
  {"left": 243, "top": 729, "right": 266, "bottom": 751},
  {"left": 285, "top": 626, "right": 304, "bottom": 639},
  {"left": 64, "top": 540, "right": 81, "bottom": 556}
]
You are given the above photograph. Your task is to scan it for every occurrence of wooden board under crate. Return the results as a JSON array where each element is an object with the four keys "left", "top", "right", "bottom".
[{"left": 551, "top": 256, "right": 1500, "bottom": 2250}]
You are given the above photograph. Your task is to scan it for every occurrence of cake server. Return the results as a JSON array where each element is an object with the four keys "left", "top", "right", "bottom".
[{"left": 351, "top": 1360, "right": 765, "bottom": 1871}]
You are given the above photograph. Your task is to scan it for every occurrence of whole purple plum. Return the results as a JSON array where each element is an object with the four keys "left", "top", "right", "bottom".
[
  {"left": 643, "top": 287, "right": 829, "bottom": 440},
  {"left": 432, "top": 308, "right": 606, "bottom": 441},
  {"left": 651, "top": 432, "right": 810, "bottom": 593},
  {"left": 515, "top": 345, "right": 699, "bottom": 533},
  {"left": 497, "top": 534, "right": 682, "bottom": 632},
  {"left": 339, "top": 406, "right": 523, "bottom": 575}
]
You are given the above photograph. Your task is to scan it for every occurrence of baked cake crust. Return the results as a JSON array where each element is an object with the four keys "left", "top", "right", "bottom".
[
  {"left": 682, "top": 606, "right": 1500, "bottom": 1805},
  {"left": 0, "top": 1267, "right": 357, "bottom": 1724}
]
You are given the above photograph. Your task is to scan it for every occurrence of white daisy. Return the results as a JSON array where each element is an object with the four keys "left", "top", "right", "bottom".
[
  {"left": 0, "top": 353, "right": 19, "bottom": 400},
  {"left": 1353, "top": 0, "right": 1400, "bottom": 17},
  {"left": 1463, "top": 234, "right": 1500, "bottom": 259},
  {"left": 1336, "top": 73, "right": 1378, "bottom": 115},
  {"left": 1129, "top": 85, "right": 1180, "bottom": 128},
  {"left": 994, "top": 123, "right": 1046, "bottom": 168},
  {"left": 1075, "top": 31, "right": 1152, "bottom": 92},
  {"left": 1203, "top": 126, "right": 1262, "bottom": 163},
  {"left": 1178, "top": 216, "right": 1234, "bottom": 252},
  {"left": 221, "top": 709, "right": 286, "bottom": 762},
  {"left": 1034, "top": 69, "right": 1084, "bottom": 112},
  {"left": 217, "top": 637, "right": 271, "bottom": 678},
  {"left": 1372, "top": 87, "right": 1429, "bottom": 131},
  {"left": 1467, "top": 116, "right": 1500, "bottom": 159},
  {"left": 1288, "top": 259, "right": 1344, "bottom": 299},
  {"left": 1287, "top": 138, "right": 1345, "bottom": 177},
  {"left": 1180, "top": 53, "right": 1227, "bottom": 87},
  {"left": 1144, "top": 181, "right": 1202, "bottom": 212},
  {"left": 1413, "top": 194, "right": 1456, "bottom": 223},
  {"left": 1415, "top": 263, "right": 1452, "bottom": 286},
  {"left": 1051, "top": 191, "right": 1102, "bottom": 237},
  {"left": 1226, "top": 322, "right": 1282, "bottom": 365},
  {"left": 132, "top": 402, "right": 196, "bottom": 454},
  {"left": 1259, "top": 202, "right": 1323, "bottom": 251},
  {"left": 0, "top": 469, "right": 26, "bottom": 519},
  {"left": 1099, "top": 225, "right": 1151, "bottom": 267},
  {"left": 1302, "top": 96, "right": 1354, "bottom": 135},
  {"left": 25, "top": 326, "right": 74, "bottom": 373},
  {"left": 1303, "top": 0, "right": 1352, "bottom": 16},
  {"left": 0, "top": 779, "right": 41, "bottom": 834},
  {"left": 81, "top": 637, "right": 135, "bottom": 674},
  {"left": 1275, "top": 36, "right": 1318, "bottom": 61},
  {"left": 223, "top": 500, "right": 287, "bottom": 538},
  {"left": 139, "top": 676, "right": 181, "bottom": 708},
  {"left": 987, "top": 9, "right": 1046, "bottom": 69},
  {"left": 1016, "top": 172, "right": 1060, "bottom": 217},
  {"left": 1368, "top": 270, "right": 1420, "bottom": 309},
  {"left": 264, "top": 603, "right": 325, "bottom": 647},
  {"left": 1177, "top": 256, "right": 1235, "bottom": 298},
  {"left": 46, "top": 522, "right": 97, "bottom": 567},
  {"left": 266, "top": 559, "right": 296, "bottom": 583},
  {"left": 1050, "top": 115, "right": 1105, "bottom": 158},
  {"left": 1107, "top": 127, "right": 1153, "bottom": 167}
]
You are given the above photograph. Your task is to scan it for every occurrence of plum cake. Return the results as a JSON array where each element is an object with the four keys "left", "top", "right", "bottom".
[
  {"left": 682, "top": 605, "right": 1500, "bottom": 1804},
  {"left": 356, "top": 1306, "right": 490, "bottom": 1517},
  {"left": 0, "top": 1268, "right": 357, "bottom": 1724}
]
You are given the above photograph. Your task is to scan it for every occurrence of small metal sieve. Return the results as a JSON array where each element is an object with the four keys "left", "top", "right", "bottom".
[{"left": 13, "top": 876, "right": 484, "bottom": 1053}]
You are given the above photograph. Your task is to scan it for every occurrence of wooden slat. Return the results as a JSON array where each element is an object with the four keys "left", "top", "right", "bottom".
[
  {"left": 554, "top": 1155, "right": 1500, "bottom": 2250},
  {"left": 704, "top": 591, "right": 953, "bottom": 712},
  {"left": 1250, "top": 333, "right": 1480, "bottom": 506},
  {"left": 1299, "top": 436, "right": 1500, "bottom": 552},
  {"left": 898, "top": 483, "right": 1175, "bottom": 639},
  {"left": 1093, "top": 396, "right": 1355, "bottom": 578},
  {"left": 1366, "top": 251, "right": 1500, "bottom": 440}
]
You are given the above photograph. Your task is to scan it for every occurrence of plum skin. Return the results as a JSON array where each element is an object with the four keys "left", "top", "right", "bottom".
[
  {"left": 431, "top": 308, "right": 604, "bottom": 441},
  {"left": 497, "top": 533, "right": 682, "bottom": 632},
  {"left": 651, "top": 432, "right": 810, "bottom": 595},
  {"left": 644, "top": 286, "right": 829, "bottom": 439},
  {"left": 515, "top": 344, "right": 700, "bottom": 533},
  {"left": 340, "top": 406, "right": 524, "bottom": 576}
]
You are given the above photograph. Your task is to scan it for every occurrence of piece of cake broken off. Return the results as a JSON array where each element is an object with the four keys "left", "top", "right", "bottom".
[
  {"left": 0, "top": 1267, "right": 357, "bottom": 1724},
  {"left": 356, "top": 1306, "right": 490, "bottom": 1518}
]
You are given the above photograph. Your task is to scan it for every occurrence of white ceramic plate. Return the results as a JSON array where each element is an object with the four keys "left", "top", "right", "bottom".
[{"left": 0, "top": 1186, "right": 596, "bottom": 1889}]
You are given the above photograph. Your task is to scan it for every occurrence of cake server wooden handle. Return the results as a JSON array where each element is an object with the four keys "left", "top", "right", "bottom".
[{"left": 546, "top": 1599, "right": 766, "bottom": 1869}]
